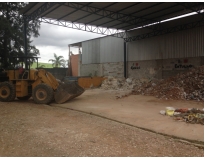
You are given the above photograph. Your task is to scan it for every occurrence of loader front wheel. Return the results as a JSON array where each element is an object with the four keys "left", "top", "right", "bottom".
[
  {"left": 0, "top": 82, "right": 16, "bottom": 102},
  {"left": 32, "top": 83, "right": 54, "bottom": 104}
]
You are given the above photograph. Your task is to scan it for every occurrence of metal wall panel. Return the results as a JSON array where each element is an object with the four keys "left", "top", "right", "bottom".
[
  {"left": 82, "top": 38, "right": 100, "bottom": 64},
  {"left": 128, "top": 26, "right": 204, "bottom": 61},
  {"left": 82, "top": 26, "right": 203, "bottom": 64},
  {"left": 82, "top": 36, "right": 124, "bottom": 64},
  {"left": 99, "top": 36, "right": 124, "bottom": 63}
]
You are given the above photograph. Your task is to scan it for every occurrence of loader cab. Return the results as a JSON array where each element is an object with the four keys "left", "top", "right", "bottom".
[
  {"left": 5, "top": 56, "right": 40, "bottom": 81},
  {"left": 0, "top": 56, "right": 40, "bottom": 82}
]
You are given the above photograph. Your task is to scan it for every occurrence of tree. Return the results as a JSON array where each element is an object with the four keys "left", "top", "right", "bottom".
[
  {"left": 62, "top": 59, "right": 69, "bottom": 68},
  {"left": 0, "top": 2, "right": 40, "bottom": 68},
  {"left": 48, "top": 53, "right": 65, "bottom": 68}
]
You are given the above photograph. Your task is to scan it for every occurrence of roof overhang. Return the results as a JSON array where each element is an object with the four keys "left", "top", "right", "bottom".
[
  {"left": 69, "top": 42, "right": 82, "bottom": 48},
  {"left": 20, "top": 2, "right": 204, "bottom": 31},
  {"left": 70, "top": 14, "right": 204, "bottom": 47},
  {"left": 20, "top": 2, "right": 204, "bottom": 42}
]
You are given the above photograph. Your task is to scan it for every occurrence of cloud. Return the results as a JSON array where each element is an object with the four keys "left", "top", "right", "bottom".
[{"left": 31, "top": 23, "right": 104, "bottom": 63}]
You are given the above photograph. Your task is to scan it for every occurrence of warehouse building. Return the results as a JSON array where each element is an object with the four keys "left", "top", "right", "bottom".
[
  {"left": 69, "top": 13, "right": 204, "bottom": 80},
  {"left": 20, "top": 2, "right": 204, "bottom": 80}
]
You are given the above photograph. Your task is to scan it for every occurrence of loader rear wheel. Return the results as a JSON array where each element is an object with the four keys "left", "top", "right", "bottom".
[
  {"left": 0, "top": 82, "right": 16, "bottom": 102},
  {"left": 32, "top": 83, "right": 54, "bottom": 104}
]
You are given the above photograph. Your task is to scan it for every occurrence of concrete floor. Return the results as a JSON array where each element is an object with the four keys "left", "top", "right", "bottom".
[{"left": 51, "top": 89, "right": 204, "bottom": 143}]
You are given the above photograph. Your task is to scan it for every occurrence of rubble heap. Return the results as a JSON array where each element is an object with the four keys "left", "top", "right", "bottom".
[
  {"left": 101, "top": 76, "right": 150, "bottom": 91},
  {"left": 101, "top": 66, "right": 204, "bottom": 101},
  {"left": 173, "top": 108, "right": 204, "bottom": 125},
  {"left": 132, "top": 66, "right": 204, "bottom": 101}
]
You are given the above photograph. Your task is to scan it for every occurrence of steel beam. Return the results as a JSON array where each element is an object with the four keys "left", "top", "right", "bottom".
[
  {"left": 112, "top": 3, "right": 203, "bottom": 31},
  {"left": 124, "top": 20, "right": 204, "bottom": 42},
  {"left": 57, "top": 2, "right": 93, "bottom": 21},
  {"left": 23, "top": 2, "right": 204, "bottom": 43},
  {"left": 177, "top": 2, "right": 204, "bottom": 15},
  {"left": 104, "top": 2, "right": 164, "bottom": 29},
  {"left": 25, "top": 2, "right": 59, "bottom": 22},
  {"left": 39, "top": 17, "right": 127, "bottom": 39},
  {"left": 41, "top": 4, "right": 62, "bottom": 17},
  {"left": 72, "top": 2, "right": 117, "bottom": 22},
  {"left": 23, "top": 2, "right": 39, "bottom": 15},
  {"left": 129, "top": 2, "right": 203, "bottom": 30},
  {"left": 116, "top": 3, "right": 180, "bottom": 31},
  {"left": 84, "top": 2, "right": 140, "bottom": 25},
  {"left": 61, "top": 2, "right": 159, "bottom": 29},
  {"left": 132, "top": 2, "right": 163, "bottom": 15}
]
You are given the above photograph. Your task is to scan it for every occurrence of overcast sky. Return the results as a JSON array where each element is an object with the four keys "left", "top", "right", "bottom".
[{"left": 31, "top": 23, "right": 104, "bottom": 63}]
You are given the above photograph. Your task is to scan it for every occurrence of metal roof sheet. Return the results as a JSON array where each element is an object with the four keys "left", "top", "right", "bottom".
[
  {"left": 20, "top": 2, "right": 204, "bottom": 31},
  {"left": 68, "top": 13, "right": 203, "bottom": 47}
]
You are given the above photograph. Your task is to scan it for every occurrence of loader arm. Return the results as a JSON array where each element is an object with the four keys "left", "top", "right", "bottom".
[{"left": 36, "top": 69, "right": 59, "bottom": 90}]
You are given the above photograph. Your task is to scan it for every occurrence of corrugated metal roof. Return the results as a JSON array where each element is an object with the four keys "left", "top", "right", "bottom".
[{"left": 20, "top": 2, "right": 204, "bottom": 31}]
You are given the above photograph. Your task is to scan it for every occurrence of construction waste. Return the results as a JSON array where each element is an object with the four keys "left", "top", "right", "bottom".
[
  {"left": 101, "top": 66, "right": 204, "bottom": 101},
  {"left": 160, "top": 107, "right": 204, "bottom": 125}
]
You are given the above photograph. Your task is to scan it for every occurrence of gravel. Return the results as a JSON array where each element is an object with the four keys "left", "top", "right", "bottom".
[{"left": 0, "top": 100, "right": 203, "bottom": 157}]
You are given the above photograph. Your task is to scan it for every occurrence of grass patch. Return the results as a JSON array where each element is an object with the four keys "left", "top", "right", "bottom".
[{"left": 30, "top": 62, "right": 53, "bottom": 68}]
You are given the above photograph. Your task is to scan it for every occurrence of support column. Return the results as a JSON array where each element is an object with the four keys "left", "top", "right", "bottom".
[
  {"left": 124, "top": 42, "right": 127, "bottom": 78},
  {"left": 78, "top": 45, "right": 81, "bottom": 76},
  {"left": 23, "top": 16, "right": 28, "bottom": 69},
  {"left": 68, "top": 45, "right": 70, "bottom": 76}
]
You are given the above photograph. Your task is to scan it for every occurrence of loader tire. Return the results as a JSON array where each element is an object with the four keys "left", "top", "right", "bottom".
[
  {"left": 17, "top": 95, "right": 31, "bottom": 100},
  {"left": 32, "top": 83, "right": 54, "bottom": 104},
  {"left": 0, "top": 81, "right": 16, "bottom": 102}
]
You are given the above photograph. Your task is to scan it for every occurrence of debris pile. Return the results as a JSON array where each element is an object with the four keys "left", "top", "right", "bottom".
[
  {"left": 101, "top": 76, "right": 149, "bottom": 91},
  {"left": 132, "top": 66, "right": 204, "bottom": 101},
  {"left": 101, "top": 66, "right": 204, "bottom": 101},
  {"left": 101, "top": 77, "right": 143, "bottom": 99},
  {"left": 160, "top": 107, "right": 204, "bottom": 125}
]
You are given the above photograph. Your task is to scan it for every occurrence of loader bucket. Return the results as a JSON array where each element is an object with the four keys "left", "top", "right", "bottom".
[{"left": 54, "top": 82, "right": 85, "bottom": 104}]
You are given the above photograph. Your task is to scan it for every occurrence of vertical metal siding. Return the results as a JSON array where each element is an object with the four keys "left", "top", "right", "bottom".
[
  {"left": 82, "top": 39, "right": 100, "bottom": 64},
  {"left": 128, "top": 26, "right": 204, "bottom": 61},
  {"left": 100, "top": 36, "right": 124, "bottom": 63},
  {"left": 82, "top": 36, "right": 124, "bottom": 64}
]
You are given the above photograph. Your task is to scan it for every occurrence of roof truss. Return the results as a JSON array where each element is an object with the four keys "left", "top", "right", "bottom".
[{"left": 21, "top": 2, "right": 204, "bottom": 42}]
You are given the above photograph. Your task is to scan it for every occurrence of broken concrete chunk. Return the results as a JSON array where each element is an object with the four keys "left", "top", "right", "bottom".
[{"left": 101, "top": 66, "right": 204, "bottom": 102}]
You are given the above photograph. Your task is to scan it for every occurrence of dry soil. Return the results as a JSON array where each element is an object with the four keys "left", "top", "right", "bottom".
[{"left": 0, "top": 89, "right": 204, "bottom": 157}]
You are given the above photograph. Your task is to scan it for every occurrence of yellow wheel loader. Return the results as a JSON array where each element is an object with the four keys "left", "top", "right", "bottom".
[{"left": 0, "top": 56, "right": 84, "bottom": 104}]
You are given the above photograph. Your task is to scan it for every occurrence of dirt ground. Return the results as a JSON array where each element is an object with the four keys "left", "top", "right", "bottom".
[
  {"left": 52, "top": 89, "right": 204, "bottom": 142},
  {"left": 0, "top": 89, "right": 204, "bottom": 157}
]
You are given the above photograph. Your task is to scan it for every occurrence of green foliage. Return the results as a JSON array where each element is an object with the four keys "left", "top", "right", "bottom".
[
  {"left": 62, "top": 59, "right": 69, "bottom": 68},
  {"left": 48, "top": 53, "right": 65, "bottom": 68},
  {"left": 0, "top": 2, "right": 40, "bottom": 68},
  {"left": 30, "top": 62, "right": 53, "bottom": 69}
]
